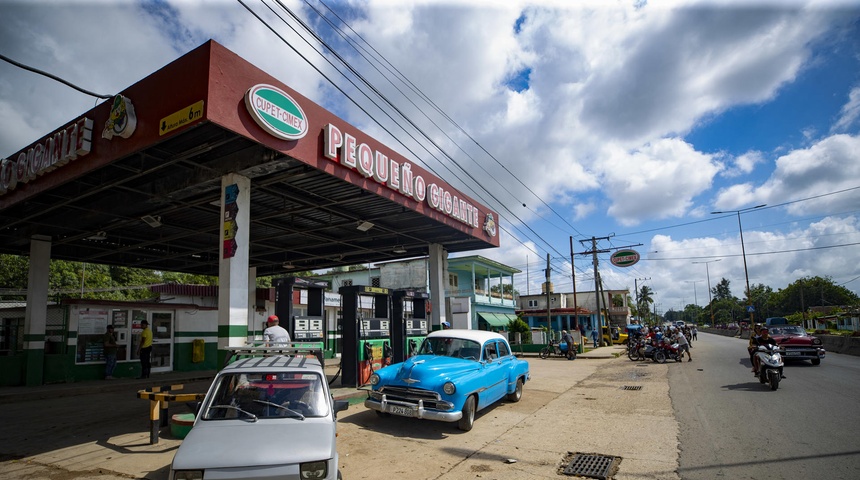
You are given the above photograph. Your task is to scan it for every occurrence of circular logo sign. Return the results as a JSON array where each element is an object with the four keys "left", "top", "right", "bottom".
[
  {"left": 244, "top": 84, "right": 308, "bottom": 140},
  {"left": 610, "top": 249, "right": 640, "bottom": 267}
]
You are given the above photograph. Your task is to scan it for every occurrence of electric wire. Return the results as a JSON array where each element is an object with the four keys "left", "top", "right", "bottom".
[
  {"left": 0, "top": 53, "right": 113, "bottom": 99},
  {"left": 243, "top": 0, "right": 570, "bottom": 271}
]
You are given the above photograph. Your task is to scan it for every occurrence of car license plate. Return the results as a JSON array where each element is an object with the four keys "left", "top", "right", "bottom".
[
  {"left": 785, "top": 351, "right": 801, "bottom": 356},
  {"left": 388, "top": 405, "right": 415, "bottom": 417}
]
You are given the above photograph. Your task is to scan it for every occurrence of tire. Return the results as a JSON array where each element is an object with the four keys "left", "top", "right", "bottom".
[
  {"left": 769, "top": 371, "right": 780, "bottom": 391},
  {"left": 507, "top": 377, "right": 524, "bottom": 402},
  {"left": 539, "top": 348, "right": 549, "bottom": 359},
  {"left": 627, "top": 349, "right": 638, "bottom": 361},
  {"left": 653, "top": 350, "right": 667, "bottom": 364},
  {"left": 759, "top": 369, "right": 767, "bottom": 384},
  {"left": 458, "top": 395, "right": 476, "bottom": 431},
  {"left": 811, "top": 358, "right": 821, "bottom": 366}
]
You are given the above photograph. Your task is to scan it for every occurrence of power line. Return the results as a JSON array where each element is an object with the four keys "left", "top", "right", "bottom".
[{"left": 0, "top": 53, "right": 112, "bottom": 99}]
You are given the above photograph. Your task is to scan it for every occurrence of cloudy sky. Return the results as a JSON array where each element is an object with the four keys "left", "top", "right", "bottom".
[{"left": 2, "top": 0, "right": 859, "bottom": 315}]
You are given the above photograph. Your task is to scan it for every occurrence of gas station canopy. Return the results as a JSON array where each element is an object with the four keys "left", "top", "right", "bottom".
[{"left": 0, "top": 41, "right": 499, "bottom": 277}]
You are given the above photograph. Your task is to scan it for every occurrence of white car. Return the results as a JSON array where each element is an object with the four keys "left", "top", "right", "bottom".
[{"left": 169, "top": 346, "right": 348, "bottom": 480}]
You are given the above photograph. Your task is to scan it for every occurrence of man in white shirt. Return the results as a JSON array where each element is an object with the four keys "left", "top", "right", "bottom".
[
  {"left": 675, "top": 329, "right": 692, "bottom": 362},
  {"left": 263, "top": 315, "right": 291, "bottom": 345}
]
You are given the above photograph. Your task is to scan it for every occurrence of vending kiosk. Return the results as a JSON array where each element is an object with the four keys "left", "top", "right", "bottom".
[
  {"left": 274, "top": 276, "right": 329, "bottom": 351},
  {"left": 391, "top": 289, "right": 430, "bottom": 364},
  {"left": 339, "top": 285, "right": 391, "bottom": 388}
]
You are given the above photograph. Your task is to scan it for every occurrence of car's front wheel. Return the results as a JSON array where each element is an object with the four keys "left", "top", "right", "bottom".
[
  {"left": 507, "top": 377, "right": 523, "bottom": 402},
  {"left": 811, "top": 358, "right": 821, "bottom": 366},
  {"left": 458, "top": 395, "right": 476, "bottom": 431}
]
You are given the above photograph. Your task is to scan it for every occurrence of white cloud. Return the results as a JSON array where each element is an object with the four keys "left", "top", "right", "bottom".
[
  {"left": 600, "top": 138, "right": 722, "bottom": 226},
  {"left": 715, "top": 134, "right": 860, "bottom": 215},
  {"left": 832, "top": 86, "right": 860, "bottom": 133}
]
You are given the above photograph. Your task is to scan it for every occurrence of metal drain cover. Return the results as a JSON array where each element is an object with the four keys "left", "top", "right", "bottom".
[
  {"left": 622, "top": 385, "right": 642, "bottom": 390},
  {"left": 562, "top": 453, "right": 618, "bottom": 479}
]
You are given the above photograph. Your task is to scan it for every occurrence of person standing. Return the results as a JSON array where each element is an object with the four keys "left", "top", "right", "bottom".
[
  {"left": 103, "top": 325, "right": 118, "bottom": 380},
  {"left": 136, "top": 319, "right": 152, "bottom": 379},
  {"left": 590, "top": 328, "right": 598, "bottom": 348},
  {"left": 263, "top": 315, "right": 291, "bottom": 345},
  {"left": 675, "top": 328, "right": 692, "bottom": 362},
  {"left": 561, "top": 330, "right": 575, "bottom": 359},
  {"left": 691, "top": 325, "right": 698, "bottom": 341}
]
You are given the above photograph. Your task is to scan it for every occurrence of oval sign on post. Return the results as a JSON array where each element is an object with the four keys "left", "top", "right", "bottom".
[
  {"left": 610, "top": 249, "right": 640, "bottom": 267},
  {"left": 244, "top": 84, "right": 308, "bottom": 140}
]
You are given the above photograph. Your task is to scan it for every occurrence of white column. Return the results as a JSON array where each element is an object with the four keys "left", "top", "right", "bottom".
[
  {"left": 428, "top": 243, "right": 448, "bottom": 329},
  {"left": 24, "top": 235, "right": 51, "bottom": 386},
  {"left": 217, "top": 174, "right": 251, "bottom": 364},
  {"left": 247, "top": 266, "right": 257, "bottom": 343}
]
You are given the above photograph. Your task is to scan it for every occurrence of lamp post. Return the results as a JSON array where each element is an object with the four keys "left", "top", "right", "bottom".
[
  {"left": 693, "top": 259, "right": 721, "bottom": 325},
  {"left": 711, "top": 204, "right": 765, "bottom": 324}
]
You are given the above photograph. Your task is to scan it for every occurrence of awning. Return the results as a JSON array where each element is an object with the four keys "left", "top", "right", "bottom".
[{"left": 477, "top": 312, "right": 518, "bottom": 328}]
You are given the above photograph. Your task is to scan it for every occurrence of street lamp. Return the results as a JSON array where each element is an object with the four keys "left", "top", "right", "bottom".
[
  {"left": 693, "top": 259, "right": 721, "bottom": 324},
  {"left": 711, "top": 204, "right": 765, "bottom": 324}
]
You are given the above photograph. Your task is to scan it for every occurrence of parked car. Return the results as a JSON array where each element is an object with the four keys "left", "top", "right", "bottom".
[
  {"left": 602, "top": 325, "right": 629, "bottom": 345},
  {"left": 169, "top": 346, "right": 349, "bottom": 480},
  {"left": 768, "top": 325, "right": 826, "bottom": 365},
  {"left": 365, "top": 329, "right": 530, "bottom": 431}
]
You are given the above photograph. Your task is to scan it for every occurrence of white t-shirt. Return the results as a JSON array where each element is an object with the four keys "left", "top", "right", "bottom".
[{"left": 263, "top": 324, "right": 291, "bottom": 344}]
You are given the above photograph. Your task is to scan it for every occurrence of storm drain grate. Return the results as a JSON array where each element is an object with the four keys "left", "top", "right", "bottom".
[
  {"left": 622, "top": 385, "right": 642, "bottom": 390},
  {"left": 562, "top": 453, "right": 618, "bottom": 479}
]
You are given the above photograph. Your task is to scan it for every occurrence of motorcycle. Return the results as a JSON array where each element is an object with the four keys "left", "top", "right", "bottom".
[
  {"left": 653, "top": 340, "right": 683, "bottom": 363},
  {"left": 540, "top": 339, "right": 577, "bottom": 360},
  {"left": 754, "top": 344, "right": 784, "bottom": 391},
  {"left": 628, "top": 337, "right": 647, "bottom": 361}
]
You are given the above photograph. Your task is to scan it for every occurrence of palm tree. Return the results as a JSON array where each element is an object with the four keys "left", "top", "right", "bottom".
[{"left": 638, "top": 285, "right": 654, "bottom": 324}]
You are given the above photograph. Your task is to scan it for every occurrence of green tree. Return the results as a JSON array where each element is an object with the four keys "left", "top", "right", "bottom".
[
  {"left": 712, "top": 278, "right": 733, "bottom": 301},
  {"left": 506, "top": 316, "right": 532, "bottom": 344},
  {"left": 637, "top": 285, "right": 654, "bottom": 322}
]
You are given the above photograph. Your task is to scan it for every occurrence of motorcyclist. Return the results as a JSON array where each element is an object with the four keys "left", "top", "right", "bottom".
[
  {"left": 751, "top": 327, "right": 778, "bottom": 377},
  {"left": 748, "top": 323, "right": 762, "bottom": 373}
]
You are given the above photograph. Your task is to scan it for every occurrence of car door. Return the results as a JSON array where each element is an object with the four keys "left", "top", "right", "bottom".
[{"left": 480, "top": 340, "right": 507, "bottom": 407}]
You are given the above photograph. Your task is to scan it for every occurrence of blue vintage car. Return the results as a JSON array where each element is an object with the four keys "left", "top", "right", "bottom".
[{"left": 365, "top": 329, "right": 530, "bottom": 431}]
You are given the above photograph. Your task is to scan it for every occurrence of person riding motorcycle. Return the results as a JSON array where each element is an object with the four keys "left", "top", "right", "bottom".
[
  {"left": 751, "top": 327, "right": 778, "bottom": 377},
  {"left": 748, "top": 323, "right": 763, "bottom": 373}
]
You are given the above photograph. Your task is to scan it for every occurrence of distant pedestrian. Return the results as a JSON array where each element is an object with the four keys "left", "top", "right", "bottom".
[
  {"left": 561, "top": 330, "right": 575, "bottom": 359},
  {"left": 591, "top": 329, "right": 598, "bottom": 348},
  {"left": 103, "top": 325, "right": 118, "bottom": 380},
  {"left": 691, "top": 326, "right": 698, "bottom": 341},
  {"left": 136, "top": 320, "right": 152, "bottom": 379}
]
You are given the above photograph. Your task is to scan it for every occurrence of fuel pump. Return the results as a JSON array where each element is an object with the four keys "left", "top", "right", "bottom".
[
  {"left": 391, "top": 289, "right": 430, "bottom": 363},
  {"left": 274, "top": 276, "right": 329, "bottom": 351},
  {"left": 338, "top": 285, "right": 391, "bottom": 388}
]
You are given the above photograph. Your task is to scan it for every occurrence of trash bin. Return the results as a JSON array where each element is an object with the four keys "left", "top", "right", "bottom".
[{"left": 170, "top": 413, "right": 195, "bottom": 439}]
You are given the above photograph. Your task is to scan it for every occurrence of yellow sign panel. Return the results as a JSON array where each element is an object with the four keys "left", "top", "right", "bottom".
[{"left": 159, "top": 101, "right": 205, "bottom": 136}]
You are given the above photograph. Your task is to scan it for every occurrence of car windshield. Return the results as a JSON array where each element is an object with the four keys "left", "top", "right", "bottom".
[
  {"left": 202, "top": 371, "right": 328, "bottom": 420},
  {"left": 770, "top": 326, "right": 805, "bottom": 335},
  {"left": 418, "top": 337, "right": 483, "bottom": 361}
]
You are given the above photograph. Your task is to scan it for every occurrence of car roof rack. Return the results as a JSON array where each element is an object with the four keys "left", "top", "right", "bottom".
[{"left": 222, "top": 344, "right": 325, "bottom": 368}]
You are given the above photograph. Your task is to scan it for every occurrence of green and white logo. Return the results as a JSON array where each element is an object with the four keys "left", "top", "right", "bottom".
[
  {"left": 244, "top": 84, "right": 308, "bottom": 140},
  {"left": 610, "top": 249, "right": 640, "bottom": 267}
]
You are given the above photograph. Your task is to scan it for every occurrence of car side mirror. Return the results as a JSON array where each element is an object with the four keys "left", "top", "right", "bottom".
[{"left": 333, "top": 399, "right": 349, "bottom": 418}]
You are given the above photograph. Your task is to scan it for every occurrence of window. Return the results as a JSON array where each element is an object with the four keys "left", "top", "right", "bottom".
[
  {"left": 448, "top": 274, "right": 458, "bottom": 288},
  {"left": 527, "top": 300, "right": 538, "bottom": 308},
  {"left": 341, "top": 279, "right": 353, "bottom": 287},
  {"left": 483, "top": 342, "right": 498, "bottom": 361},
  {"left": 0, "top": 317, "right": 24, "bottom": 356},
  {"left": 371, "top": 276, "right": 381, "bottom": 287},
  {"left": 497, "top": 341, "right": 510, "bottom": 357}
]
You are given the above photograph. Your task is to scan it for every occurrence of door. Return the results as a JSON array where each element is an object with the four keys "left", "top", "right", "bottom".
[{"left": 149, "top": 311, "right": 174, "bottom": 373}]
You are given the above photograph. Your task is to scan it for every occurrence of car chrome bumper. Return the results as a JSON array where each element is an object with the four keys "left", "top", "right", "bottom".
[{"left": 364, "top": 396, "right": 462, "bottom": 422}]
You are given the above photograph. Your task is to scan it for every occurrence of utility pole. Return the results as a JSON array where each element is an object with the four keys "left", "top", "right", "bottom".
[
  {"left": 575, "top": 235, "right": 641, "bottom": 347},
  {"left": 545, "top": 253, "right": 552, "bottom": 335},
  {"left": 570, "top": 236, "right": 578, "bottom": 332}
]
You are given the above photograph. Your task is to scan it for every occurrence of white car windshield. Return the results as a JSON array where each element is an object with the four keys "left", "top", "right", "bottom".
[
  {"left": 202, "top": 371, "right": 328, "bottom": 420},
  {"left": 419, "top": 337, "right": 482, "bottom": 360}
]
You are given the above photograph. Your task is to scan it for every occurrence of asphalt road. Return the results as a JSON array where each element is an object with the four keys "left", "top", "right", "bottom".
[{"left": 670, "top": 332, "right": 860, "bottom": 480}]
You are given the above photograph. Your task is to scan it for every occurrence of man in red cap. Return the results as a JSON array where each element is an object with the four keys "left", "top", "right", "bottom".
[{"left": 264, "top": 314, "right": 291, "bottom": 346}]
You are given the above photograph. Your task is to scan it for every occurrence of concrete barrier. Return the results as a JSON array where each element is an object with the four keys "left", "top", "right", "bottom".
[{"left": 702, "top": 328, "right": 860, "bottom": 357}]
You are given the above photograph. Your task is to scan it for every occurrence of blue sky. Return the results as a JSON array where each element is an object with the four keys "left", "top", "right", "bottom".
[{"left": 1, "top": 0, "right": 859, "bottom": 314}]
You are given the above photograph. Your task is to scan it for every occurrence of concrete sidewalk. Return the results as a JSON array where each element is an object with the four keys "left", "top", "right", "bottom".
[
  {"left": 0, "top": 344, "right": 624, "bottom": 405},
  {"left": 0, "top": 344, "right": 673, "bottom": 480}
]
